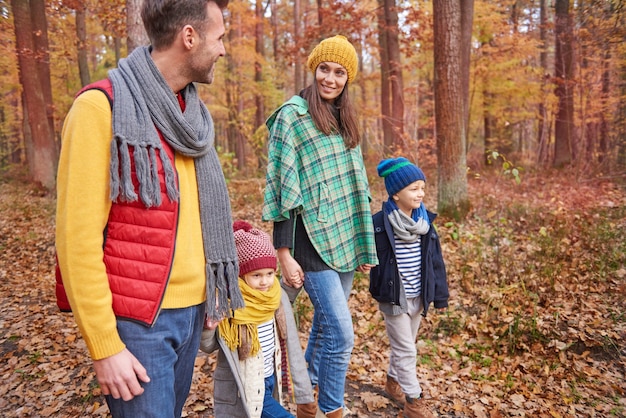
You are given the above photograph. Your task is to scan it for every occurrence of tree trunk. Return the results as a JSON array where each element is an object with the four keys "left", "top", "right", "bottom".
[
  {"left": 226, "top": 13, "right": 246, "bottom": 171},
  {"left": 30, "top": 0, "right": 54, "bottom": 136},
  {"left": 254, "top": 0, "right": 266, "bottom": 167},
  {"left": 385, "top": 0, "right": 405, "bottom": 152},
  {"left": 293, "top": 0, "right": 302, "bottom": 93},
  {"left": 254, "top": 0, "right": 265, "bottom": 131},
  {"left": 433, "top": 0, "right": 472, "bottom": 220},
  {"left": 598, "top": 49, "right": 610, "bottom": 163},
  {"left": 483, "top": 89, "right": 495, "bottom": 164},
  {"left": 377, "top": 0, "right": 393, "bottom": 155},
  {"left": 618, "top": 23, "right": 626, "bottom": 168},
  {"left": 271, "top": 0, "right": 278, "bottom": 63},
  {"left": 553, "top": 0, "right": 574, "bottom": 167},
  {"left": 460, "top": 0, "right": 473, "bottom": 138},
  {"left": 316, "top": 0, "right": 322, "bottom": 26},
  {"left": 360, "top": 57, "right": 369, "bottom": 157},
  {"left": 76, "top": 2, "right": 91, "bottom": 87},
  {"left": 126, "top": 0, "right": 148, "bottom": 53},
  {"left": 114, "top": 36, "right": 122, "bottom": 65},
  {"left": 481, "top": 38, "right": 494, "bottom": 165},
  {"left": 537, "top": 0, "right": 550, "bottom": 165},
  {"left": 11, "top": 0, "right": 57, "bottom": 190}
]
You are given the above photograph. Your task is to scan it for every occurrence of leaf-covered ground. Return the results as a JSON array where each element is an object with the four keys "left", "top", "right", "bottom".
[{"left": 1, "top": 170, "right": 625, "bottom": 417}]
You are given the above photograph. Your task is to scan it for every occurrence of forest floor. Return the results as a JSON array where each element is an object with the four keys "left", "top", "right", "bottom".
[{"left": 1, "top": 166, "right": 625, "bottom": 417}]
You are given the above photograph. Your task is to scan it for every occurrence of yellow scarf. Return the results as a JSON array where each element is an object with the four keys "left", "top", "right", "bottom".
[{"left": 218, "top": 277, "right": 281, "bottom": 358}]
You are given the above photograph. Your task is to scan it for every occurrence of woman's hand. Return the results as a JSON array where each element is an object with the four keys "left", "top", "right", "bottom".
[
  {"left": 356, "top": 264, "right": 375, "bottom": 274},
  {"left": 277, "top": 247, "right": 304, "bottom": 288}
]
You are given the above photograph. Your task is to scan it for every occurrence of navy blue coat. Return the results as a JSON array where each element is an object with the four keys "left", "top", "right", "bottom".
[{"left": 369, "top": 208, "right": 449, "bottom": 316}]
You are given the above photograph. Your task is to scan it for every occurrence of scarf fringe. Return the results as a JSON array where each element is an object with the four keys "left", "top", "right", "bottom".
[
  {"left": 134, "top": 145, "right": 154, "bottom": 207},
  {"left": 160, "top": 148, "right": 179, "bottom": 202},
  {"left": 215, "top": 262, "right": 228, "bottom": 317},
  {"left": 206, "top": 261, "right": 244, "bottom": 321},
  {"left": 109, "top": 139, "right": 120, "bottom": 202},
  {"left": 226, "top": 261, "right": 245, "bottom": 310},
  {"left": 110, "top": 138, "right": 142, "bottom": 203},
  {"left": 206, "top": 263, "right": 219, "bottom": 318},
  {"left": 111, "top": 138, "right": 173, "bottom": 208},
  {"left": 119, "top": 141, "right": 136, "bottom": 203}
]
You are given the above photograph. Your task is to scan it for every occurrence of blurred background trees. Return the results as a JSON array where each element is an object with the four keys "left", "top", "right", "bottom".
[{"left": 1, "top": 0, "right": 625, "bottom": 218}]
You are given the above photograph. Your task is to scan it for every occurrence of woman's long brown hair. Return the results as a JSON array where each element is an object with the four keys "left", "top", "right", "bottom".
[{"left": 301, "top": 81, "right": 361, "bottom": 149}]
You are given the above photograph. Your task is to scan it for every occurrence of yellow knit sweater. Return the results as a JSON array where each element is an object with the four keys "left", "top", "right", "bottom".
[{"left": 56, "top": 89, "right": 206, "bottom": 360}]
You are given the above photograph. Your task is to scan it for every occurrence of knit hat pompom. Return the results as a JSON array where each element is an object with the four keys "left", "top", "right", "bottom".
[
  {"left": 233, "top": 220, "right": 277, "bottom": 277},
  {"left": 307, "top": 35, "right": 358, "bottom": 83},
  {"left": 377, "top": 157, "right": 426, "bottom": 197}
]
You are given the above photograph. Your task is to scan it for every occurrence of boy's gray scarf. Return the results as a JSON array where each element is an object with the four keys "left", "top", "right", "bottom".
[
  {"left": 384, "top": 200, "right": 430, "bottom": 243},
  {"left": 108, "top": 46, "right": 244, "bottom": 319}
]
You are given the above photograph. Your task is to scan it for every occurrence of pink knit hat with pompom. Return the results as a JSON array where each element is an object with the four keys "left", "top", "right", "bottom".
[{"left": 233, "top": 220, "right": 277, "bottom": 276}]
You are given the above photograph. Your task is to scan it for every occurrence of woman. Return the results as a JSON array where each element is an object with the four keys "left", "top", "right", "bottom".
[{"left": 262, "top": 35, "right": 378, "bottom": 418}]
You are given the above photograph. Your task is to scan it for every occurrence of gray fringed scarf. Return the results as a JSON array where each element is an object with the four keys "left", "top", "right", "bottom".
[
  {"left": 384, "top": 200, "right": 430, "bottom": 243},
  {"left": 108, "top": 46, "right": 244, "bottom": 319}
]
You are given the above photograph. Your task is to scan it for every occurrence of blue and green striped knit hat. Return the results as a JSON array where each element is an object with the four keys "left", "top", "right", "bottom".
[{"left": 377, "top": 157, "right": 426, "bottom": 196}]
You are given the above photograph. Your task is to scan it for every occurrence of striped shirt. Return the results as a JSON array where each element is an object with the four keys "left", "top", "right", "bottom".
[
  {"left": 395, "top": 234, "right": 422, "bottom": 297},
  {"left": 258, "top": 319, "right": 275, "bottom": 378}
]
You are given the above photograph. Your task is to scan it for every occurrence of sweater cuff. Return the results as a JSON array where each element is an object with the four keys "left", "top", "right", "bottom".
[
  {"left": 273, "top": 218, "right": 294, "bottom": 249},
  {"left": 83, "top": 327, "right": 126, "bottom": 360},
  {"left": 433, "top": 300, "right": 448, "bottom": 309}
]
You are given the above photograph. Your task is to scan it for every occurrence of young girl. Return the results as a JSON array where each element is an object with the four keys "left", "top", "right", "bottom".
[
  {"left": 200, "top": 221, "right": 317, "bottom": 418},
  {"left": 369, "top": 158, "right": 449, "bottom": 418},
  {"left": 262, "top": 35, "right": 378, "bottom": 418}
]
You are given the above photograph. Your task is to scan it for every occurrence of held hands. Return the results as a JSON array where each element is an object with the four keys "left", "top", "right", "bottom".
[
  {"left": 277, "top": 248, "right": 304, "bottom": 288},
  {"left": 356, "top": 264, "right": 375, "bottom": 274},
  {"left": 204, "top": 295, "right": 222, "bottom": 330},
  {"left": 93, "top": 348, "right": 150, "bottom": 401},
  {"left": 204, "top": 315, "right": 222, "bottom": 330}
]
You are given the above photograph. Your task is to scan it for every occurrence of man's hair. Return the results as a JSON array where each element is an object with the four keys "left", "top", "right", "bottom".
[
  {"left": 301, "top": 82, "right": 361, "bottom": 149},
  {"left": 141, "top": 0, "right": 229, "bottom": 50}
]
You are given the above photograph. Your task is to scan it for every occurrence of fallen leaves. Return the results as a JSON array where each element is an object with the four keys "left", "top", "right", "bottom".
[{"left": 1, "top": 172, "right": 625, "bottom": 417}]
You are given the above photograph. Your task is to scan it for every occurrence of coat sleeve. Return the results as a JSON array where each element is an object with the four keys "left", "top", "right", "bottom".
[
  {"left": 281, "top": 290, "right": 315, "bottom": 404},
  {"left": 55, "top": 89, "right": 123, "bottom": 360},
  {"left": 430, "top": 226, "right": 449, "bottom": 309},
  {"left": 262, "top": 107, "right": 303, "bottom": 222},
  {"left": 199, "top": 328, "right": 219, "bottom": 353}
]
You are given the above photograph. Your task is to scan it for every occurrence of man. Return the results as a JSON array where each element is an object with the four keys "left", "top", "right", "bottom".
[{"left": 55, "top": 1, "right": 243, "bottom": 416}]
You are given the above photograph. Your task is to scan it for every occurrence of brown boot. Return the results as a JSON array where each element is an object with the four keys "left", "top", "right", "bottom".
[
  {"left": 297, "top": 401, "right": 318, "bottom": 418},
  {"left": 404, "top": 396, "right": 435, "bottom": 418},
  {"left": 384, "top": 375, "right": 406, "bottom": 405}
]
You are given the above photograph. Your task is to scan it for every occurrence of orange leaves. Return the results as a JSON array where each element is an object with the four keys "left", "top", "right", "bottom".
[
  {"left": 357, "top": 391, "right": 391, "bottom": 412},
  {"left": 1, "top": 172, "right": 625, "bottom": 417}
]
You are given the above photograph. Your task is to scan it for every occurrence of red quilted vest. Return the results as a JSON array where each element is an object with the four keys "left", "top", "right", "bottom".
[{"left": 55, "top": 79, "right": 180, "bottom": 326}]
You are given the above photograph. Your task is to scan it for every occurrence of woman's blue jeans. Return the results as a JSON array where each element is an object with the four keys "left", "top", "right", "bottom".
[
  {"left": 303, "top": 270, "right": 354, "bottom": 413},
  {"left": 105, "top": 303, "right": 205, "bottom": 418}
]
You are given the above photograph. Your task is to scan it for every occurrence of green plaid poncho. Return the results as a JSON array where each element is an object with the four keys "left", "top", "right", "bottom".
[{"left": 262, "top": 96, "right": 378, "bottom": 272}]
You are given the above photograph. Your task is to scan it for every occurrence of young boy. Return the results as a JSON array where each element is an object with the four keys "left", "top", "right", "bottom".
[
  {"left": 369, "top": 157, "right": 449, "bottom": 418},
  {"left": 200, "top": 221, "right": 317, "bottom": 418}
]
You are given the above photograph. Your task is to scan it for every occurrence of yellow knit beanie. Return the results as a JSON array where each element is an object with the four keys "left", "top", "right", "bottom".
[{"left": 307, "top": 35, "right": 358, "bottom": 83}]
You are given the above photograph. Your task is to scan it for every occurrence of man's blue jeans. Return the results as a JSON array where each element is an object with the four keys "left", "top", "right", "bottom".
[
  {"left": 261, "top": 374, "right": 294, "bottom": 418},
  {"left": 106, "top": 303, "right": 205, "bottom": 418},
  {"left": 303, "top": 270, "right": 354, "bottom": 413}
]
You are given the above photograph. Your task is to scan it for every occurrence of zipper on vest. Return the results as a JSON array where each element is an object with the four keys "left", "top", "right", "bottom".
[{"left": 150, "top": 157, "right": 180, "bottom": 327}]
